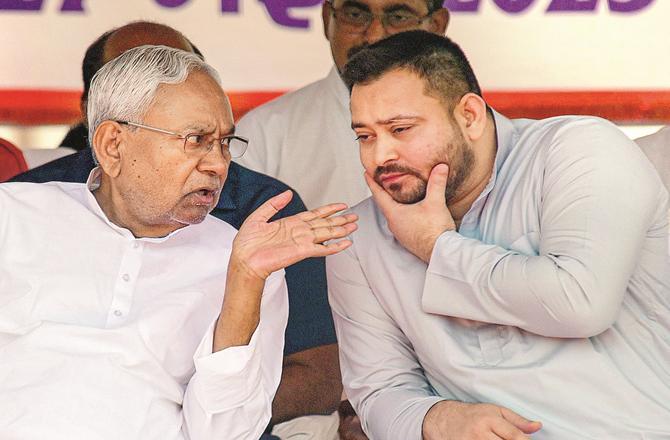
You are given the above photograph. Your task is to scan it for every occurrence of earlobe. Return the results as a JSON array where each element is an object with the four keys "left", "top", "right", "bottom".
[{"left": 92, "top": 120, "right": 124, "bottom": 178}]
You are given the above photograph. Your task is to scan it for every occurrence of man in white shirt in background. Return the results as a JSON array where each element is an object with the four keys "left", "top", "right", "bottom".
[
  {"left": 236, "top": 0, "right": 449, "bottom": 210},
  {"left": 328, "top": 30, "right": 670, "bottom": 439},
  {"left": 0, "top": 45, "right": 357, "bottom": 439}
]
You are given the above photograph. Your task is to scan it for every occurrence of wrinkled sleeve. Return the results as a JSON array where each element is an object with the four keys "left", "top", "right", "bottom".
[
  {"left": 328, "top": 245, "right": 443, "bottom": 440},
  {"left": 423, "top": 119, "right": 668, "bottom": 338},
  {"left": 182, "top": 270, "right": 288, "bottom": 439}
]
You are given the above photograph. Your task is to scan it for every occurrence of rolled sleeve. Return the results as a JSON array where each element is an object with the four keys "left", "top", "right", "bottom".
[{"left": 182, "top": 270, "right": 288, "bottom": 439}]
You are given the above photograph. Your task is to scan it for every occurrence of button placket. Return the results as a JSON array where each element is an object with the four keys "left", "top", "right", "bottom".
[{"left": 106, "top": 241, "right": 144, "bottom": 327}]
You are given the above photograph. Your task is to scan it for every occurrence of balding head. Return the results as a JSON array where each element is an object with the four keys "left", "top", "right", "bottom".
[
  {"left": 80, "top": 21, "right": 201, "bottom": 119},
  {"left": 103, "top": 21, "right": 193, "bottom": 63}
]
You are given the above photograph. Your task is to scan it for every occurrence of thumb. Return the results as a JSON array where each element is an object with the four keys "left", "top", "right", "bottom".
[
  {"left": 423, "top": 163, "right": 449, "bottom": 205},
  {"left": 501, "top": 407, "right": 542, "bottom": 434},
  {"left": 248, "top": 190, "right": 293, "bottom": 223},
  {"left": 364, "top": 172, "right": 397, "bottom": 215}
]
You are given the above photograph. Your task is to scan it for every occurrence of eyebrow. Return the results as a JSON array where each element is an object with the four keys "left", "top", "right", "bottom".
[
  {"left": 351, "top": 115, "right": 422, "bottom": 129},
  {"left": 341, "top": 0, "right": 420, "bottom": 13},
  {"left": 181, "top": 123, "right": 235, "bottom": 135}
]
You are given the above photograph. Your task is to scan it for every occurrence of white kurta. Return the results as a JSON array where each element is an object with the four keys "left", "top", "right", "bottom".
[
  {"left": 328, "top": 112, "right": 670, "bottom": 440},
  {"left": 0, "top": 176, "right": 288, "bottom": 440},
  {"left": 236, "top": 67, "right": 370, "bottom": 210}
]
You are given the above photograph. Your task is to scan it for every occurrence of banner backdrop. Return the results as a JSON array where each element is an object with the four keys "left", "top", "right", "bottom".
[{"left": 1, "top": 0, "right": 668, "bottom": 124}]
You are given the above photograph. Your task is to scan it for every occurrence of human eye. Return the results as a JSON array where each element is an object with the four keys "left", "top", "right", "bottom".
[
  {"left": 342, "top": 6, "right": 370, "bottom": 24},
  {"left": 392, "top": 125, "right": 413, "bottom": 135},
  {"left": 355, "top": 132, "right": 374, "bottom": 143},
  {"left": 185, "top": 133, "right": 205, "bottom": 146},
  {"left": 386, "top": 10, "right": 417, "bottom": 27},
  {"left": 183, "top": 133, "right": 211, "bottom": 153}
]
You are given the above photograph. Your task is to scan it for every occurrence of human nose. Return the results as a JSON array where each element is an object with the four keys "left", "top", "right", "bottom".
[
  {"left": 363, "top": 14, "right": 389, "bottom": 43},
  {"left": 372, "top": 135, "right": 399, "bottom": 166},
  {"left": 197, "top": 142, "right": 229, "bottom": 177}
]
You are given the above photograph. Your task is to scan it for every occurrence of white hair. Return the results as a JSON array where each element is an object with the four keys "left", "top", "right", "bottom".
[{"left": 87, "top": 44, "right": 221, "bottom": 160}]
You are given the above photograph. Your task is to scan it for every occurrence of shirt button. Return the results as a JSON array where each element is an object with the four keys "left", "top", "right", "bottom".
[
  {"left": 122, "top": 273, "right": 130, "bottom": 282},
  {"left": 132, "top": 242, "right": 140, "bottom": 249},
  {"left": 113, "top": 310, "right": 123, "bottom": 317}
]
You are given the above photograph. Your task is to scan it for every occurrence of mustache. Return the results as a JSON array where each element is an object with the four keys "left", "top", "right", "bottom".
[{"left": 374, "top": 163, "right": 423, "bottom": 184}]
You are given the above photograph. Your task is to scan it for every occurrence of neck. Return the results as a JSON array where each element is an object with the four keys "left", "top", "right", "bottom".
[
  {"left": 94, "top": 175, "right": 178, "bottom": 238},
  {"left": 448, "top": 117, "right": 498, "bottom": 226}
]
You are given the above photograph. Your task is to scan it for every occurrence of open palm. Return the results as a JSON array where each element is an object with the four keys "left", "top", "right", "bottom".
[{"left": 233, "top": 190, "right": 358, "bottom": 280}]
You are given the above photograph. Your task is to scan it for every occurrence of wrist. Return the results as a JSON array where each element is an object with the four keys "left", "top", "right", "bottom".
[{"left": 228, "top": 251, "right": 268, "bottom": 285}]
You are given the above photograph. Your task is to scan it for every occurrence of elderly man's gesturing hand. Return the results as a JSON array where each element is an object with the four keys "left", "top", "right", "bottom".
[
  {"left": 215, "top": 190, "right": 357, "bottom": 351},
  {"left": 232, "top": 190, "right": 358, "bottom": 281}
]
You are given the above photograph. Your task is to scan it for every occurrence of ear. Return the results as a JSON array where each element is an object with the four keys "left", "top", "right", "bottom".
[
  {"left": 453, "top": 93, "right": 488, "bottom": 142},
  {"left": 428, "top": 8, "right": 449, "bottom": 35},
  {"left": 322, "top": 1, "right": 332, "bottom": 41},
  {"left": 92, "top": 120, "right": 125, "bottom": 178}
]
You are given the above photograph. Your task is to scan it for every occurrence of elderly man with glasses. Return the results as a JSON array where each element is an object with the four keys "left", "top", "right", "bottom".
[{"left": 0, "top": 45, "right": 357, "bottom": 440}]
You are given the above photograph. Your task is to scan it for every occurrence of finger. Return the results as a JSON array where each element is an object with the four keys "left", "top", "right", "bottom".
[
  {"left": 500, "top": 407, "right": 542, "bottom": 434},
  {"left": 311, "top": 222, "right": 358, "bottom": 243},
  {"left": 299, "top": 203, "right": 350, "bottom": 221},
  {"left": 248, "top": 190, "right": 294, "bottom": 223},
  {"left": 364, "top": 172, "right": 397, "bottom": 216},
  {"left": 310, "top": 238, "right": 353, "bottom": 257},
  {"left": 424, "top": 163, "right": 449, "bottom": 206},
  {"left": 491, "top": 419, "right": 531, "bottom": 440},
  {"left": 308, "top": 213, "right": 359, "bottom": 229}
]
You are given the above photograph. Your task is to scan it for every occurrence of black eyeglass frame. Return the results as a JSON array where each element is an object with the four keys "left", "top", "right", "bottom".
[{"left": 325, "top": 0, "right": 436, "bottom": 32}]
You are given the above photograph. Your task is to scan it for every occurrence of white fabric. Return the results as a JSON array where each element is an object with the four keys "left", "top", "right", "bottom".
[
  {"left": 236, "top": 67, "right": 370, "bottom": 210},
  {"left": 0, "top": 172, "right": 288, "bottom": 440},
  {"left": 21, "top": 146, "right": 76, "bottom": 169},
  {"left": 271, "top": 410, "right": 340, "bottom": 440},
  {"left": 328, "top": 112, "right": 670, "bottom": 439},
  {"left": 636, "top": 125, "right": 670, "bottom": 193},
  {"left": 636, "top": 126, "right": 670, "bottom": 247}
]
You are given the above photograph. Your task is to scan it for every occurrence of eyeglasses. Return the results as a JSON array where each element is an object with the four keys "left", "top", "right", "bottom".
[
  {"left": 327, "top": 1, "right": 434, "bottom": 33},
  {"left": 115, "top": 120, "right": 249, "bottom": 159}
]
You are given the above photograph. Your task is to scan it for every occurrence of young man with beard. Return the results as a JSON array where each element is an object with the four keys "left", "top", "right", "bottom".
[
  {"left": 327, "top": 30, "right": 670, "bottom": 439},
  {"left": 236, "top": 0, "right": 449, "bottom": 210}
]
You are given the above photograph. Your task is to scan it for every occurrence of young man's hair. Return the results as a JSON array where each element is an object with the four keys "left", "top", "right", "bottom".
[{"left": 342, "top": 30, "right": 482, "bottom": 110}]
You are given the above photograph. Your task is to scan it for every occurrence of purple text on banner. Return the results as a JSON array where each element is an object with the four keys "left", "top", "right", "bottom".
[
  {"left": 155, "top": 0, "right": 189, "bottom": 6},
  {"left": 60, "top": 0, "right": 84, "bottom": 11},
  {"left": 444, "top": 0, "right": 654, "bottom": 13},
  {"left": 0, "top": 0, "right": 44, "bottom": 10},
  {"left": 258, "top": 0, "right": 322, "bottom": 28}
]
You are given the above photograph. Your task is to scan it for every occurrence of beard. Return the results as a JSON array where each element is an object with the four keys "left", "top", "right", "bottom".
[{"left": 373, "top": 131, "right": 475, "bottom": 205}]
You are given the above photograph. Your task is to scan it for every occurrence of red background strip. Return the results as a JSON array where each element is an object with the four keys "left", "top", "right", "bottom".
[{"left": 1, "top": 89, "right": 669, "bottom": 126}]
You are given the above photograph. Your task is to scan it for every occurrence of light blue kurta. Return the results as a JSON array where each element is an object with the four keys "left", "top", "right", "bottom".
[{"left": 328, "top": 112, "right": 670, "bottom": 440}]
